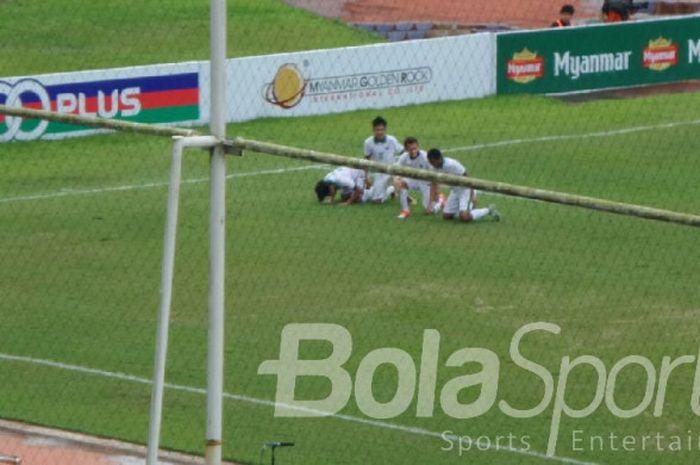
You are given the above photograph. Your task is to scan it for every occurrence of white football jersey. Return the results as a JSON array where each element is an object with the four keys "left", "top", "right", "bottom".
[
  {"left": 364, "top": 135, "right": 402, "bottom": 164},
  {"left": 397, "top": 150, "right": 431, "bottom": 171},
  {"left": 324, "top": 167, "right": 366, "bottom": 192},
  {"left": 439, "top": 157, "right": 468, "bottom": 176}
]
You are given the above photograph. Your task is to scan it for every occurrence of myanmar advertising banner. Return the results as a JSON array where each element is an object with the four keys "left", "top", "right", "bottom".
[
  {"left": 498, "top": 15, "right": 700, "bottom": 95},
  {"left": 0, "top": 63, "right": 203, "bottom": 142}
]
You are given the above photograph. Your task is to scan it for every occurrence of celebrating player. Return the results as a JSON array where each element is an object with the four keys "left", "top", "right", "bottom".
[
  {"left": 315, "top": 166, "right": 368, "bottom": 205},
  {"left": 426, "top": 148, "right": 501, "bottom": 223},
  {"left": 363, "top": 116, "right": 401, "bottom": 203},
  {"left": 394, "top": 137, "right": 441, "bottom": 219}
]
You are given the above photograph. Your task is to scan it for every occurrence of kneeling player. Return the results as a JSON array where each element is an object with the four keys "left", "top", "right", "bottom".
[
  {"left": 394, "top": 137, "right": 440, "bottom": 219},
  {"left": 315, "top": 166, "right": 367, "bottom": 205},
  {"left": 364, "top": 116, "right": 401, "bottom": 203},
  {"left": 426, "top": 149, "right": 501, "bottom": 222}
]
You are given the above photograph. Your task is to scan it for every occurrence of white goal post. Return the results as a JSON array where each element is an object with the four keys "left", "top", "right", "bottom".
[{"left": 146, "top": 134, "right": 228, "bottom": 465}]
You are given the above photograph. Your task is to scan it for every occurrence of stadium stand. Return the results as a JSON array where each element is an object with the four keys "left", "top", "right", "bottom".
[{"left": 288, "top": 0, "right": 700, "bottom": 31}]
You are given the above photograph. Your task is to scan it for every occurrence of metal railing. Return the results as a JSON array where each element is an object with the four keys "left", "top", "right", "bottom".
[{"left": 0, "top": 455, "right": 21, "bottom": 465}]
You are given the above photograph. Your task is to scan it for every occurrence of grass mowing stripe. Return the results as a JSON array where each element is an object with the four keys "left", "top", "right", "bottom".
[
  {"left": 0, "top": 165, "right": 325, "bottom": 204},
  {"left": 0, "top": 352, "right": 602, "bottom": 465},
  {"left": 4, "top": 114, "right": 700, "bottom": 206},
  {"left": 443, "top": 118, "right": 700, "bottom": 154}
]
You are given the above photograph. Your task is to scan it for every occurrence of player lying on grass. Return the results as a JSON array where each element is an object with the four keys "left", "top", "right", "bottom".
[
  {"left": 426, "top": 148, "right": 501, "bottom": 223},
  {"left": 315, "top": 166, "right": 368, "bottom": 205},
  {"left": 364, "top": 116, "right": 400, "bottom": 203},
  {"left": 394, "top": 136, "right": 444, "bottom": 219}
]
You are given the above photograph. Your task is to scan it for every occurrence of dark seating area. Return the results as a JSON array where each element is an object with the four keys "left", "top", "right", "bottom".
[
  {"left": 352, "top": 22, "right": 513, "bottom": 41},
  {"left": 353, "top": 22, "right": 433, "bottom": 41}
]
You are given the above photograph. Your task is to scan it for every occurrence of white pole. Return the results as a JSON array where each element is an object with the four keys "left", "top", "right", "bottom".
[
  {"left": 182, "top": 135, "right": 220, "bottom": 148},
  {"left": 146, "top": 136, "right": 185, "bottom": 465},
  {"left": 206, "top": 1, "right": 227, "bottom": 465}
]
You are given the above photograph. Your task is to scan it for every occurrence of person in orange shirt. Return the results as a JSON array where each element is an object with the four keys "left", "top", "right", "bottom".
[
  {"left": 601, "top": 0, "right": 649, "bottom": 22},
  {"left": 602, "top": 0, "right": 627, "bottom": 21},
  {"left": 551, "top": 5, "right": 575, "bottom": 27}
]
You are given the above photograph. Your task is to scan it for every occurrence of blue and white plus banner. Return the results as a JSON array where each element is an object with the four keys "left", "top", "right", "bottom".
[
  {"left": 1, "top": 62, "right": 204, "bottom": 142},
  {"left": 1, "top": 33, "right": 498, "bottom": 142}
]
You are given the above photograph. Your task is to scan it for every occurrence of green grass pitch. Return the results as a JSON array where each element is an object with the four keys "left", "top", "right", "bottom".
[{"left": 1, "top": 2, "right": 700, "bottom": 465}]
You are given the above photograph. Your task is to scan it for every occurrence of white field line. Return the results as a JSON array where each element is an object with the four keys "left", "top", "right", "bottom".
[
  {"left": 0, "top": 117, "right": 698, "bottom": 206},
  {"left": 443, "top": 118, "right": 700, "bottom": 154},
  {"left": 0, "top": 353, "right": 600, "bottom": 465},
  {"left": 0, "top": 165, "right": 325, "bottom": 205}
]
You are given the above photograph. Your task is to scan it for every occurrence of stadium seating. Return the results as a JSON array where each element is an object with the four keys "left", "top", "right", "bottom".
[
  {"left": 351, "top": 21, "right": 518, "bottom": 41},
  {"left": 351, "top": 22, "right": 429, "bottom": 41}
]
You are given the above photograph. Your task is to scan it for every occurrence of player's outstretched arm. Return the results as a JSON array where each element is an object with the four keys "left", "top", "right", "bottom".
[
  {"left": 323, "top": 185, "right": 337, "bottom": 204},
  {"left": 342, "top": 187, "right": 363, "bottom": 206},
  {"left": 427, "top": 182, "right": 438, "bottom": 214}
]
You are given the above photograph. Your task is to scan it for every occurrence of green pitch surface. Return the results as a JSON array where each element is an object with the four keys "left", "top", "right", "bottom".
[
  {"left": 2, "top": 1, "right": 700, "bottom": 465},
  {"left": 1, "top": 91, "right": 700, "bottom": 465},
  {"left": 0, "top": 0, "right": 378, "bottom": 76}
]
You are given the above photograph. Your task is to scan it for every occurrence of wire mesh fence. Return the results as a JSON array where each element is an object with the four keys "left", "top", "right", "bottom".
[{"left": 2, "top": 1, "right": 700, "bottom": 465}]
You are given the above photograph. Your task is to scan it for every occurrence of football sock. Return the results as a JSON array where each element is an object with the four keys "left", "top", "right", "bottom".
[
  {"left": 384, "top": 185, "right": 395, "bottom": 201},
  {"left": 400, "top": 190, "right": 409, "bottom": 211},
  {"left": 471, "top": 208, "right": 490, "bottom": 220}
]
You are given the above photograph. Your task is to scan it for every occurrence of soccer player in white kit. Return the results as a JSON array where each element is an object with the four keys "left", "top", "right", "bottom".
[
  {"left": 364, "top": 116, "right": 401, "bottom": 203},
  {"left": 394, "top": 137, "right": 441, "bottom": 219},
  {"left": 426, "top": 148, "right": 501, "bottom": 223},
  {"left": 315, "top": 166, "right": 368, "bottom": 205}
]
